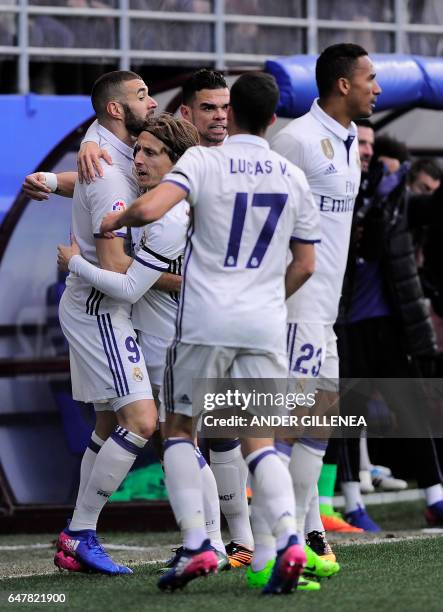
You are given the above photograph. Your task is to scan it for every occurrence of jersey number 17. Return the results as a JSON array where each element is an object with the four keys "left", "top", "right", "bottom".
[{"left": 224, "top": 192, "right": 288, "bottom": 269}]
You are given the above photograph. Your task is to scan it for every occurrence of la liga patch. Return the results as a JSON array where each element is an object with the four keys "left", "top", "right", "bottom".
[{"left": 112, "top": 200, "right": 126, "bottom": 211}]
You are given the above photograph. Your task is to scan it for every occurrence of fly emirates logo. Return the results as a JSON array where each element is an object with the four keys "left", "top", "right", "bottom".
[{"left": 319, "top": 180, "right": 357, "bottom": 213}]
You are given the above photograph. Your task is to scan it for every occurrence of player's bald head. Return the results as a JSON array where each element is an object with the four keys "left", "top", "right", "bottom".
[{"left": 91, "top": 70, "right": 144, "bottom": 119}]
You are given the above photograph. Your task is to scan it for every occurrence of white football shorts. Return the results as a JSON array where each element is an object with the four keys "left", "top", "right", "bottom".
[
  {"left": 137, "top": 331, "right": 170, "bottom": 390},
  {"left": 59, "top": 289, "right": 152, "bottom": 404},
  {"left": 286, "top": 322, "right": 339, "bottom": 392},
  {"left": 161, "top": 342, "right": 288, "bottom": 417}
]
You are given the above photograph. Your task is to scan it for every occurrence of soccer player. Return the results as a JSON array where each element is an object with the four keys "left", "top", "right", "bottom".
[
  {"left": 78, "top": 69, "right": 255, "bottom": 567},
  {"left": 180, "top": 69, "right": 254, "bottom": 565},
  {"left": 49, "top": 71, "right": 160, "bottom": 575},
  {"left": 23, "top": 80, "right": 232, "bottom": 568},
  {"left": 271, "top": 44, "right": 381, "bottom": 556},
  {"left": 180, "top": 69, "right": 229, "bottom": 147},
  {"left": 57, "top": 113, "right": 230, "bottom": 568},
  {"left": 100, "top": 71, "right": 320, "bottom": 594}
]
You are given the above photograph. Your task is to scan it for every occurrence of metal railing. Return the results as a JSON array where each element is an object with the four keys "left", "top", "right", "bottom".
[{"left": 1, "top": 0, "right": 443, "bottom": 93}]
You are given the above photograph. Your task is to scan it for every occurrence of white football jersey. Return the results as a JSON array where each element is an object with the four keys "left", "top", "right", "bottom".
[
  {"left": 162, "top": 134, "right": 320, "bottom": 355},
  {"left": 75, "top": 120, "right": 188, "bottom": 337},
  {"left": 272, "top": 99, "right": 361, "bottom": 324},
  {"left": 68, "top": 201, "right": 189, "bottom": 340},
  {"left": 66, "top": 124, "right": 138, "bottom": 316},
  {"left": 132, "top": 201, "right": 188, "bottom": 340}
]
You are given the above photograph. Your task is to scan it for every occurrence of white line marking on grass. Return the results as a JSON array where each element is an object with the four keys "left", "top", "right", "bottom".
[
  {"left": 333, "top": 488, "right": 424, "bottom": 507},
  {"left": 3, "top": 532, "right": 443, "bottom": 580},
  {"left": 0, "top": 544, "right": 176, "bottom": 552}
]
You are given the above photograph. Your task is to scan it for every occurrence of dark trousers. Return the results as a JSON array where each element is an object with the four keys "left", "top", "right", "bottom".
[{"left": 334, "top": 316, "right": 442, "bottom": 490}]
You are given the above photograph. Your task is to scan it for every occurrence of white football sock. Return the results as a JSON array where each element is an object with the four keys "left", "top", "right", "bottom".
[
  {"left": 164, "top": 439, "right": 207, "bottom": 550},
  {"left": 359, "top": 429, "right": 373, "bottom": 471},
  {"left": 305, "top": 487, "right": 325, "bottom": 535},
  {"left": 196, "top": 447, "right": 225, "bottom": 554},
  {"left": 70, "top": 427, "right": 147, "bottom": 531},
  {"left": 74, "top": 431, "right": 104, "bottom": 510},
  {"left": 342, "top": 481, "right": 365, "bottom": 513},
  {"left": 210, "top": 443, "right": 253, "bottom": 549},
  {"left": 246, "top": 446, "right": 296, "bottom": 551},
  {"left": 425, "top": 483, "right": 443, "bottom": 506},
  {"left": 250, "top": 493, "right": 275, "bottom": 571},
  {"left": 275, "top": 440, "right": 292, "bottom": 468},
  {"left": 289, "top": 442, "right": 324, "bottom": 538}
]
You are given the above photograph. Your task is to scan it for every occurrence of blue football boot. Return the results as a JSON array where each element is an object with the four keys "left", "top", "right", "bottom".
[
  {"left": 262, "top": 535, "right": 306, "bottom": 595},
  {"left": 59, "top": 528, "right": 132, "bottom": 575},
  {"left": 158, "top": 539, "right": 218, "bottom": 591}
]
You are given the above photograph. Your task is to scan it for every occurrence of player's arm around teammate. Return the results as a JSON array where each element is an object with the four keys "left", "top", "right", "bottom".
[
  {"left": 57, "top": 115, "right": 199, "bottom": 305},
  {"left": 22, "top": 133, "right": 179, "bottom": 292}
]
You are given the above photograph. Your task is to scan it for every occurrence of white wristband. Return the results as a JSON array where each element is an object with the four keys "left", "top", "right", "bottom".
[{"left": 41, "top": 172, "right": 58, "bottom": 192}]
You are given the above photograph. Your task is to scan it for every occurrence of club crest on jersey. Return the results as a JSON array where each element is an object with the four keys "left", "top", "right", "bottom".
[
  {"left": 133, "top": 366, "right": 144, "bottom": 381},
  {"left": 112, "top": 200, "right": 126, "bottom": 212},
  {"left": 321, "top": 138, "right": 334, "bottom": 159}
]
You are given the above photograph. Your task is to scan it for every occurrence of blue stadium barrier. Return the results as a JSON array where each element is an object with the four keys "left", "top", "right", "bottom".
[
  {"left": 3, "top": 54, "right": 443, "bottom": 221},
  {"left": 0, "top": 94, "right": 92, "bottom": 221},
  {"left": 266, "top": 54, "right": 443, "bottom": 118}
]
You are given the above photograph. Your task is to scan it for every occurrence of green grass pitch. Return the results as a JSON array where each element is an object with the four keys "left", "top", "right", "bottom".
[{"left": 0, "top": 502, "right": 442, "bottom": 612}]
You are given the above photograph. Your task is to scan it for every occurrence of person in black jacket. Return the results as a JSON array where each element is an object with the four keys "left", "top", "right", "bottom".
[{"left": 335, "top": 123, "right": 443, "bottom": 530}]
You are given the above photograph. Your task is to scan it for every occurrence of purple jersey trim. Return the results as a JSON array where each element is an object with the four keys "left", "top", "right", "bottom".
[
  {"left": 290, "top": 236, "right": 321, "bottom": 244},
  {"left": 161, "top": 179, "right": 190, "bottom": 194},
  {"left": 134, "top": 255, "right": 167, "bottom": 272},
  {"left": 93, "top": 231, "right": 126, "bottom": 238}
]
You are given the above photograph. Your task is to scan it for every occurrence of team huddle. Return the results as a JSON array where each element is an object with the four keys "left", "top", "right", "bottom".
[{"left": 23, "top": 43, "right": 381, "bottom": 594}]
